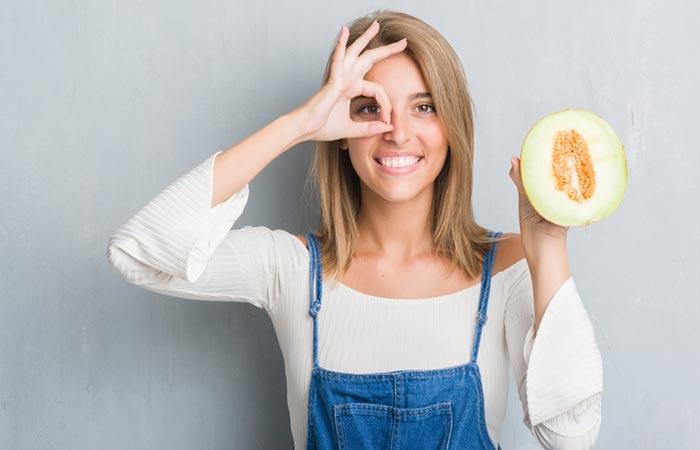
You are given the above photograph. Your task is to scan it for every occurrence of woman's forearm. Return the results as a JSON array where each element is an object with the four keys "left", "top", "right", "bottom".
[
  {"left": 211, "top": 109, "right": 310, "bottom": 207},
  {"left": 526, "top": 237, "right": 571, "bottom": 337}
]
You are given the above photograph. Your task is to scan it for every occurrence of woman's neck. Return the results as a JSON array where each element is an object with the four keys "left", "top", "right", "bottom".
[{"left": 355, "top": 185, "right": 434, "bottom": 261}]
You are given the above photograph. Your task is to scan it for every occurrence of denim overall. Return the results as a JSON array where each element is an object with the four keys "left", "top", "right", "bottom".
[{"left": 302, "top": 230, "right": 504, "bottom": 450}]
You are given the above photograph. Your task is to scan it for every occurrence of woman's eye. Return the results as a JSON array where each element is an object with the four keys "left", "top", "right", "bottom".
[
  {"left": 357, "top": 104, "right": 380, "bottom": 115},
  {"left": 417, "top": 103, "right": 436, "bottom": 114}
]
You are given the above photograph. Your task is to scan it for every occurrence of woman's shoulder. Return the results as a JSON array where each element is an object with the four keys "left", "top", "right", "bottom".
[
  {"left": 294, "top": 234, "right": 308, "bottom": 249},
  {"left": 224, "top": 226, "right": 309, "bottom": 266},
  {"left": 224, "top": 228, "right": 312, "bottom": 291}
]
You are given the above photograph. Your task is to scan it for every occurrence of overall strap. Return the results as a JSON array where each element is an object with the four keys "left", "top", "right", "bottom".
[
  {"left": 470, "top": 230, "right": 503, "bottom": 364},
  {"left": 304, "top": 232, "right": 323, "bottom": 369}
]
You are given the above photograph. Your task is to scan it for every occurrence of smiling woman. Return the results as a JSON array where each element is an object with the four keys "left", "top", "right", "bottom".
[
  {"left": 311, "top": 15, "right": 489, "bottom": 284},
  {"left": 107, "top": 8, "right": 603, "bottom": 450}
]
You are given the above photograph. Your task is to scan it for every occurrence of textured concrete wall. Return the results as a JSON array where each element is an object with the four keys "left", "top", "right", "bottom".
[{"left": 1, "top": 1, "right": 697, "bottom": 448}]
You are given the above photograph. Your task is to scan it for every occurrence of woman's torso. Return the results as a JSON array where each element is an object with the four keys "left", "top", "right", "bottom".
[{"left": 267, "top": 232, "right": 528, "bottom": 448}]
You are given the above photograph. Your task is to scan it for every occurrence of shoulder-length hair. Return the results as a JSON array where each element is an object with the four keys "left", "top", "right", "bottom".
[{"left": 303, "top": 9, "right": 505, "bottom": 286}]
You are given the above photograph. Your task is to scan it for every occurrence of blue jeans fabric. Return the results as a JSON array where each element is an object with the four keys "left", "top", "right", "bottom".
[{"left": 302, "top": 230, "right": 504, "bottom": 450}]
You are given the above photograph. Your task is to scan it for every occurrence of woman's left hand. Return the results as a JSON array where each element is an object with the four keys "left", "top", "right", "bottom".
[{"left": 508, "top": 156, "right": 569, "bottom": 259}]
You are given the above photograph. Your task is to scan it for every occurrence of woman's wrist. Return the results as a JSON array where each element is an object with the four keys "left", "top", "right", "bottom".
[{"left": 289, "top": 105, "right": 326, "bottom": 147}]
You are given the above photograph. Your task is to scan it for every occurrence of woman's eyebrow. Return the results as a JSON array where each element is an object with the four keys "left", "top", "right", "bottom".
[
  {"left": 351, "top": 92, "right": 432, "bottom": 101},
  {"left": 408, "top": 92, "right": 432, "bottom": 100}
]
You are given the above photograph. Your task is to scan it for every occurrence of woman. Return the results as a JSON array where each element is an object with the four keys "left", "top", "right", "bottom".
[{"left": 107, "top": 9, "right": 603, "bottom": 449}]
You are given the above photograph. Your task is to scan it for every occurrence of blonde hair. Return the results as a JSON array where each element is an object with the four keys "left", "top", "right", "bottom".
[{"left": 303, "top": 9, "right": 506, "bottom": 284}]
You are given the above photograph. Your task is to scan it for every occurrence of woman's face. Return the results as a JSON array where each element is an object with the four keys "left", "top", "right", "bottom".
[{"left": 341, "top": 52, "right": 449, "bottom": 204}]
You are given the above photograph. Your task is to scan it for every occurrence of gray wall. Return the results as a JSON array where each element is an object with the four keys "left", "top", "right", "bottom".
[{"left": 2, "top": 1, "right": 698, "bottom": 448}]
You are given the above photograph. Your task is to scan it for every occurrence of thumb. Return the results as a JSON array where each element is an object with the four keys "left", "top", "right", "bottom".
[{"left": 509, "top": 156, "right": 524, "bottom": 196}]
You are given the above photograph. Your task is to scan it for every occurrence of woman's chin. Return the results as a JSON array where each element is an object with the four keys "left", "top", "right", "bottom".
[{"left": 370, "top": 184, "right": 427, "bottom": 204}]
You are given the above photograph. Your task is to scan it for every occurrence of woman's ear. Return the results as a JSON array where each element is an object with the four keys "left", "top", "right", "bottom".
[{"left": 339, "top": 139, "right": 348, "bottom": 150}]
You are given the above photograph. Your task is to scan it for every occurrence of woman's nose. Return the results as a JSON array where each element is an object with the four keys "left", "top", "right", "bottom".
[{"left": 384, "top": 111, "right": 411, "bottom": 145}]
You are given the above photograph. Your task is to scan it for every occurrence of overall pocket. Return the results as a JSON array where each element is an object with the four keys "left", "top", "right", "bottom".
[{"left": 333, "top": 401, "right": 453, "bottom": 450}]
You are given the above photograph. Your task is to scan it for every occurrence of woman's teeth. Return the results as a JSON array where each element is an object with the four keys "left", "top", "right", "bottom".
[{"left": 376, "top": 156, "right": 421, "bottom": 168}]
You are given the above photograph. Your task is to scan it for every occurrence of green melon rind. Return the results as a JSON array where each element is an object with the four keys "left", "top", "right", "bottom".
[{"left": 520, "top": 109, "right": 628, "bottom": 227}]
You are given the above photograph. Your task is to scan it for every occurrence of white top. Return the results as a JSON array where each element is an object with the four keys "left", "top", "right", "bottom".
[{"left": 107, "top": 150, "right": 604, "bottom": 449}]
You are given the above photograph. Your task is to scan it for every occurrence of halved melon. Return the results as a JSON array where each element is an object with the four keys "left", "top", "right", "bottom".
[{"left": 520, "top": 109, "right": 627, "bottom": 227}]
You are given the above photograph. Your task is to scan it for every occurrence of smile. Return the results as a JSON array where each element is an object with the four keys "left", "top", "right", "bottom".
[{"left": 373, "top": 156, "right": 424, "bottom": 175}]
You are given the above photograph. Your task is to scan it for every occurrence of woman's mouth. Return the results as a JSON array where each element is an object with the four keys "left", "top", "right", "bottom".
[{"left": 373, "top": 156, "right": 424, "bottom": 175}]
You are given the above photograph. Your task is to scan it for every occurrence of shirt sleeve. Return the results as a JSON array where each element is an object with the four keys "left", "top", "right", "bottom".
[
  {"left": 106, "top": 150, "right": 281, "bottom": 313},
  {"left": 504, "top": 260, "right": 604, "bottom": 449}
]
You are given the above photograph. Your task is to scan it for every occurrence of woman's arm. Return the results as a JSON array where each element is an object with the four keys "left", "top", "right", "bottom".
[
  {"left": 504, "top": 262, "right": 604, "bottom": 449},
  {"left": 106, "top": 150, "right": 292, "bottom": 312},
  {"left": 504, "top": 156, "right": 604, "bottom": 447},
  {"left": 211, "top": 110, "right": 308, "bottom": 207},
  {"left": 527, "top": 238, "right": 571, "bottom": 337}
]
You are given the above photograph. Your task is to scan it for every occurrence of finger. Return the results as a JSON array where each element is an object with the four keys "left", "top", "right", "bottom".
[
  {"left": 350, "top": 120, "right": 394, "bottom": 138},
  {"left": 357, "top": 38, "right": 407, "bottom": 75},
  {"left": 346, "top": 20, "right": 380, "bottom": 60},
  {"left": 509, "top": 166, "right": 518, "bottom": 192},
  {"left": 510, "top": 158, "right": 520, "bottom": 186},
  {"left": 329, "top": 25, "right": 349, "bottom": 81},
  {"left": 361, "top": 80, "right": 392, "bottom": 124}
]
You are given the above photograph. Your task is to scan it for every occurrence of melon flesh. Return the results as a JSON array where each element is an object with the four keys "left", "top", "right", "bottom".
[{"left": 520, "top": 109, "right": 627, "bottom": 227}]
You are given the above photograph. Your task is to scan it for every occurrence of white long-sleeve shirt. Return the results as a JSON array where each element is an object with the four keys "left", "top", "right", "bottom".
[{"left": 106, "top": 150, "right": 604, "bottom": 449}]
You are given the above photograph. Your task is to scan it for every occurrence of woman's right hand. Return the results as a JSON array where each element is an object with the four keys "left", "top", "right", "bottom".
[{"left": 294, "top": 20, "right": 408, "bottom": 143}]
